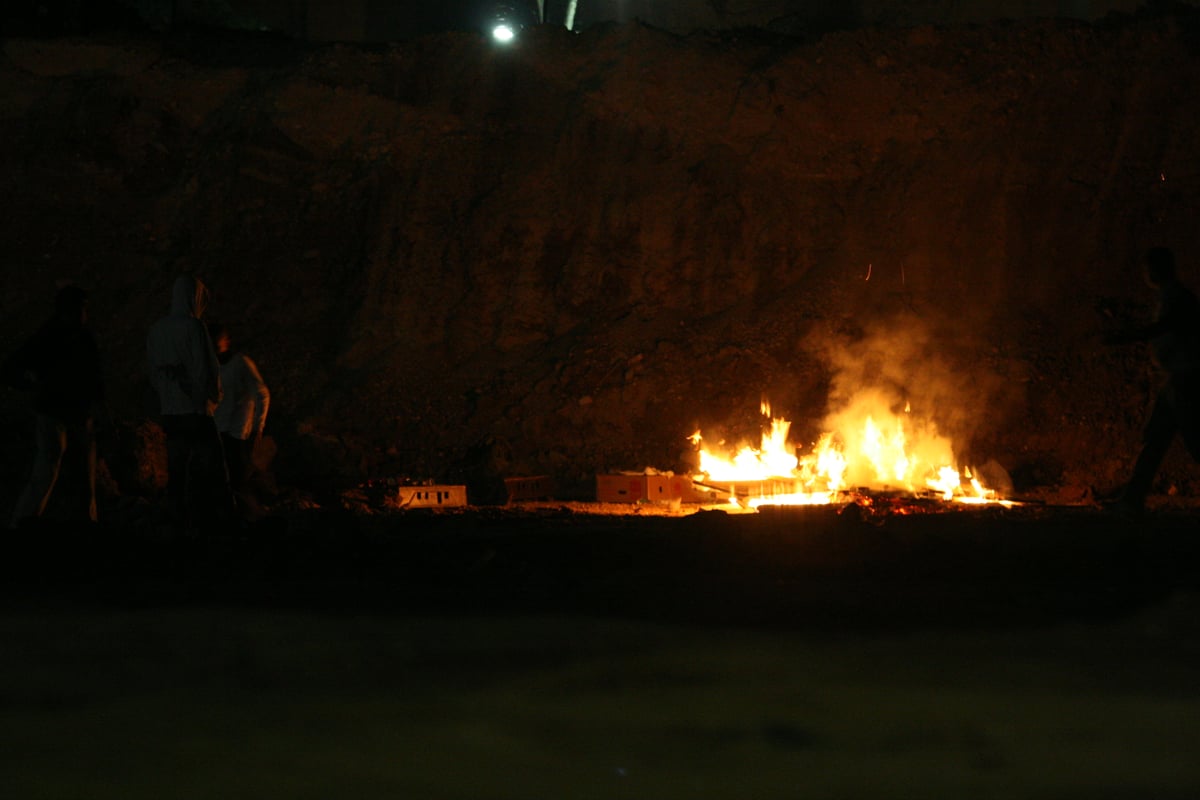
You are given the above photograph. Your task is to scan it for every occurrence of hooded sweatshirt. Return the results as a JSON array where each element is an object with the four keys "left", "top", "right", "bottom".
[{"left": 147, "top": 275, "right": 221, "bottom": 415}]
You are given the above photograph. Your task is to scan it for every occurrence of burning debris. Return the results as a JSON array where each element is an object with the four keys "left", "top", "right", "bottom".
[{"left": 689, "top": 398, "right": 1013, "bottom": 511}]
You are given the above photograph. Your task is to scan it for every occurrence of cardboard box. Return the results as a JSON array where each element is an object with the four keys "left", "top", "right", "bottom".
[
  {"left": 595, "top": 474, "right": 700, "bottom": 503},
  {"left": 397, "top": 484, "right": 468, "bottom": 508}
]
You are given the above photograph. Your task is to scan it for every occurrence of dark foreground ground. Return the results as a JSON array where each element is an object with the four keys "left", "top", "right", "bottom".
[{"left": 3, "top": 503, "right": 1200, "bottom": 798}]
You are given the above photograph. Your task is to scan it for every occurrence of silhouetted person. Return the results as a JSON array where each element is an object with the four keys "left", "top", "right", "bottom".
[
  {"left": 1106, "top": 247, "right": 1200, "bottom": 515},
  {"left": 208, "top": 322, "right": 270, "bottom": 520},
  {"left": 146, "top": 274, "right": 233, "bottom": 528},
  {"left": 2, "top": 285, "right": 104, "bottom": 527}
]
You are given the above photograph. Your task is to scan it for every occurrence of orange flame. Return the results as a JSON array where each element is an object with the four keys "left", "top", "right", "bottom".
[{"left": 692, "top": 398, "right": 1005, "bottom": 508}]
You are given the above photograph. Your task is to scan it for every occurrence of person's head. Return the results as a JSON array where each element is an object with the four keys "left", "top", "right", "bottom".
[
  {"left": 171, "top": 273, "right": 210, "bottom": 319},
  {"left": 54, "top": 284, "right": 88, "bottom": 326},
  {"left": 1144, "top": 247, "right": 1177, "bottom": 288},
  {"left": 207, "top": 322, "right": 231, "bottom": 357}
]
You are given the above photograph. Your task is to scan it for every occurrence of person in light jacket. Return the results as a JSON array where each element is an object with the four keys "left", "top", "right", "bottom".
[
  {"left": 208, "top": 322, "right": 270, "bottom": 519},
  {"left": 146, "top": 274, "right": 232, "bottom": 527}
]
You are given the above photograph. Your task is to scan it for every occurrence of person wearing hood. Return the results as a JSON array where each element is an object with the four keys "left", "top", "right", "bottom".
[
  {"left": 3, "top": 284, "right": 104, "bottom": 527},
  {"left": 146, "top": 274, "right": 232, "bottom": 527}
]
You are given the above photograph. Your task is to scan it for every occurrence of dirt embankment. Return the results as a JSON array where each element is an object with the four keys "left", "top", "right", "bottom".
[{"left": 2, "top": 12, "right": 1200, "bottom": 501}]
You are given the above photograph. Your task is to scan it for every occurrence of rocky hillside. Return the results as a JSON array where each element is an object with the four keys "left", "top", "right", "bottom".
[{"left": 3, "top": 11, "right": 1200, "bottom": 501}]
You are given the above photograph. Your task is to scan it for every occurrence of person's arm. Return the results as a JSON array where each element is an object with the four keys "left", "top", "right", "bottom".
[
  {"left": 242, "top": 355, "right": 270, "bottom": 439},
  {"left": 2, "top": 344, "right": 34, "bottom": 391},
  {"left": 190, "top": 320, "right": 222, "bottom": 411},
  {"left": 86, "top": 331, "right": 111, "bottom": 427},
  {"left": 1104, "top": 292, "right": 1179, "bottom": 345},
  {"left": 146, "top": 323, "right": 183, "bottom": 397},
  {"left": 1, "top": 330, "right": 44, "bottom": 391},
  {"left": 1104, "top": 321, "right": 1164, "bottom": 345}
]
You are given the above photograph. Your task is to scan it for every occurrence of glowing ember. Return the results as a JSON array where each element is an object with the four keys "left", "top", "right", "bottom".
[{"left": 691, "top": 398, "right": 1008, "bottom": 509}]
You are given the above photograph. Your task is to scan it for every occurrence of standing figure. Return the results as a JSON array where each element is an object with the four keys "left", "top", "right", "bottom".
[
  {"left": 1106, "top": 246, "right": 1200, "bottom": 515},
  {"left": 208, "top": 323, "right": 270, "bottom": 520},
  {"left": 146, "top": 274, "right": 232, "bottom": 527},
  {"left": 3, "top": 285, "right": 104, "bottom": 527}
]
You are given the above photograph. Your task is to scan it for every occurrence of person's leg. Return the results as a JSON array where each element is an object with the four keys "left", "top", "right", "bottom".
[
  {"left": 79, "top": 418, "right": 97, "bottom": 522},
  {"left": 1171, "top": 371, "right": 1200, "bottom": 462},
  {"left": 1122, "top": 389, "right": 1177, "bottom": 511},
  {"left": 194, "top": 417, "right": 235, "bottom": 526},
  {"left": 161, "top": 414, "right": 203, "bottom": 524},
  {"left": 222, "top": 432, "right": 264, "bottom": 520},
  {"left": 221, "top": 432, "right": 248, "bottom": 493},
  {"left": 161, "top": 415, "right": 185, "bottom": 522},
  {"left": 10, "top": 414, "right": 67, "bottom": 527}
]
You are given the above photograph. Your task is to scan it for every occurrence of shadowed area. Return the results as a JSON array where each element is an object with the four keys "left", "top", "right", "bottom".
[{"left": 3, "top": 506, "right": 1200, "bottom": 798}]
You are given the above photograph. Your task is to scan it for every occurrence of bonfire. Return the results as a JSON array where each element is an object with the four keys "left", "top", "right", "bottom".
[{"left": 691, "top": 399, "right": 1009, "bottom": 509}]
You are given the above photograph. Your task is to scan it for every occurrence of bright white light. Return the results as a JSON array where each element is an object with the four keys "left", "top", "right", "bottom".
[{"left": 492, "top": 23, "right": 515, "bottom": 42}]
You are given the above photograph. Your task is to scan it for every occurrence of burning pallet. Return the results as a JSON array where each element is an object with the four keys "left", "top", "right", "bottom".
[{"left": 693, "top": 478, "right": 1012, "bottom": 513}]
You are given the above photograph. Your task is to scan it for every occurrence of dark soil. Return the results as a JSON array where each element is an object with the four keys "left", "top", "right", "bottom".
[
  {"left": 3, "top": 501, "right": 1199, "bottom": 799},
  {"left": 6, "top": 504, "right": 1198, "bottom": 632}
]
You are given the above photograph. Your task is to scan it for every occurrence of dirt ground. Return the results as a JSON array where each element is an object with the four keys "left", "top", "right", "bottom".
[{"left": 2, "top": 503, "right": 1200, "bottom": 798}]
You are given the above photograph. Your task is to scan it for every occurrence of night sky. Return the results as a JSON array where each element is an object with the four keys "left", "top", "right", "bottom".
[
  {"left": 1, "top": 1, "right": 1140, "bottom": 42},
  {"left": 1, "top": 0, "right": 552, "bottom": 39}
]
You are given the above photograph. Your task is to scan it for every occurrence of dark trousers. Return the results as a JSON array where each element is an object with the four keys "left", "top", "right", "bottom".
[
  {"left": 221, "top": 433, "right": 253, "bottom": 493},
  {"left": 221, "top": 432, "right": 266, "bottom": 520},
  {"left": 10, "top": 414, "right": 96, "bottom": 526},
  {"left": 161, "top": 414, "right": 234, "bottom": 526},
  {"left": 1125, "top": 371, "right": 1200, "bottom": 505}
]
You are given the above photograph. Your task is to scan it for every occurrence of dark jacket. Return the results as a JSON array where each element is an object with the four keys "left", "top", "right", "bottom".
[
  {"left": 1149, "top": 279, "right": 1200, "bottom": 375},
  {"left": 2, "top": 315, "right": 104, "bottom": 424}
]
